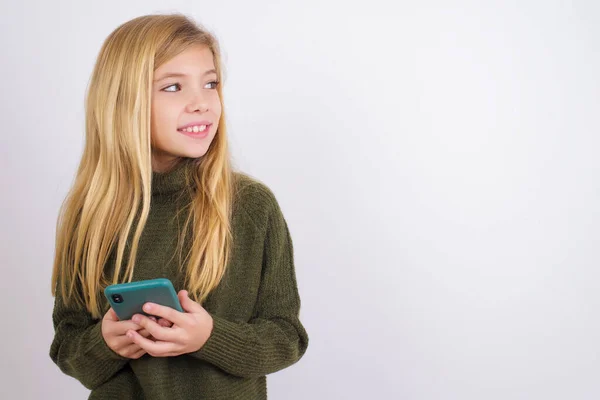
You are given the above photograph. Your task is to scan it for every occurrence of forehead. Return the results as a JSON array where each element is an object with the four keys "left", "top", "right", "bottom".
[{"left": 155, "top": 45, "right": 215, "bottom": 75}]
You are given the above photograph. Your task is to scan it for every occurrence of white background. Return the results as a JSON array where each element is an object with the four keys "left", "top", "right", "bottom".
[{"left": 1, "top": 0, "right": 599, "bottom": 399}]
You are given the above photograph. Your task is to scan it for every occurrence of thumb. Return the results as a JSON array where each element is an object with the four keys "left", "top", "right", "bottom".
[
  {"left": 178, "top": 290, "right": 203, "bottom": 313},
  {"left": 104, "top": 307, "right": 119, "bottom": 321}
]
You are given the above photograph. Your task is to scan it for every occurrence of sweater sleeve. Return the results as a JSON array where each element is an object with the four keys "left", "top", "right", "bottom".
[
  {"left": 49, "top": 285, "right": 129, "bottom": 390},
  {"left": 189, "top": 190, "right": 309, "bottom": 378}
]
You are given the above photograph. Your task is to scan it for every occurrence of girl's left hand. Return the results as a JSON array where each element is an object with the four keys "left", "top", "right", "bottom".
[{"left": 126, "top": 290, "right": 213, "bottom": 357}]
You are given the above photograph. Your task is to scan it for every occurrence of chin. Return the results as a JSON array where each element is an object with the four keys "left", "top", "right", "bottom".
[
  {"left": 180, "top": 148, "right": 210, "bottom": 159},
  {"left": 164, "top": 137, "right": 214, "bottom": 160}
]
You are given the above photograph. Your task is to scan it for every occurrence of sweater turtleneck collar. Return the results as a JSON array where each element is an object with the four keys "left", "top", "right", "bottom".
[{"left": 151, "top": 158, "right": 198, "bottom": 195}]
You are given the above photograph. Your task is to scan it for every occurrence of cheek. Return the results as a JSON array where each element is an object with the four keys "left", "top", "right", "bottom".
[
  {"left": 212, "top": 97, "right": 222, "bottom": 119},
  {"left": 152, "top": 100, "right": 179, "bottom": 134}
]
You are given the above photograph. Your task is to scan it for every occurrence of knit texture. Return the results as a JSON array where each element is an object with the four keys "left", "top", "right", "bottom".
[{"left": 49, "top": 161, "right": 309, "bottom": 399}]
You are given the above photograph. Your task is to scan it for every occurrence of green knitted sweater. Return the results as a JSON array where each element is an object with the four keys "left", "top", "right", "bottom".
[{"left": 49, "top": 160, "right": 309, "bottom": 399}]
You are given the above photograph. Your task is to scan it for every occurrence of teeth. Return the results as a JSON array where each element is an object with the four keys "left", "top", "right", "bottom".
[{"left": 182, "top": 125, "right": 207, "bottom": 133}]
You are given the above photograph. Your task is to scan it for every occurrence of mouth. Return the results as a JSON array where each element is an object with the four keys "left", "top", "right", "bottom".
[
  {"left": 177, "top": 123, "right": 212, "bottom": 138},
  {"left": 177, "top": 123, "right": 211, "bottom": 134}
]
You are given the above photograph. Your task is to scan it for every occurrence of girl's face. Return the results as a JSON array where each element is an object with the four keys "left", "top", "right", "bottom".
[{"left": 150, "top": 45, "right": 222, "bottom": 172}]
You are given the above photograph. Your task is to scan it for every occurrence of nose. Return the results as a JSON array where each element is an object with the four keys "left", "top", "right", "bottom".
[{"left": 185, "top": 92, "right": 209, "bottom": 113}]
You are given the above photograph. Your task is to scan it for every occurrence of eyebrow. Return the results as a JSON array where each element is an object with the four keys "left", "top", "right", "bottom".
[{"left": 154, "top": 69, "right": 217, "bottom": 82}]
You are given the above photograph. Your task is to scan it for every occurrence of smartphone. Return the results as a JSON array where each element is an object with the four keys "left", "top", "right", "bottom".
[{"left": 104, "top": 278, "right": 183, "bottom": 320}]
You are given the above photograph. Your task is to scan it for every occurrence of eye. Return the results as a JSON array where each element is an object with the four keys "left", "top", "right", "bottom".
[
  {"left": 205, "top": 80, "right": 220, "bottom": 89},
  {"left": 162, "top": 83, "right": 181, "bottom": 92}
]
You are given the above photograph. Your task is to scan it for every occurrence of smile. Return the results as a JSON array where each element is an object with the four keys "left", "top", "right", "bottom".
[{"left": 178, "top": 124, "right": 208, "bottom": 133}]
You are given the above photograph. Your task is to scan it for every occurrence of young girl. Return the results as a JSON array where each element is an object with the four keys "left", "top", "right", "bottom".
[{"left": 49, "top": 13, "right": 308, "bottom": 399}]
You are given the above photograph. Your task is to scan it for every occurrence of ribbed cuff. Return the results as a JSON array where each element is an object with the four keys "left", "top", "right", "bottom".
[{"left": 190, "top": 314, "right": 248, "bottom": 368}]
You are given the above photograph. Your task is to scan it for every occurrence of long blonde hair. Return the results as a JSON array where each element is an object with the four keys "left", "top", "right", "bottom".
[{"left": 51, "top": 14, "right": 234, "bottom": 318}]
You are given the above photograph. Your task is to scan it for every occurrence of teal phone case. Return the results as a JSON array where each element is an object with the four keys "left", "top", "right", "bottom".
[{"left": 104, "top": 278, "right": 183, "bottom": 320}]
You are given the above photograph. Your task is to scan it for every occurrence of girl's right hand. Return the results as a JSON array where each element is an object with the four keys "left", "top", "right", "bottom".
[{"left": 101, "top": 308, "right": 153, "bottom": 359}]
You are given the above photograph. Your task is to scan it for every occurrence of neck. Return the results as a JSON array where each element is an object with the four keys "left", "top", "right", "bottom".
[
  {"left": 152, "top": 153, "right": 184, "bottom": 173},
  {"left": 151, "top": 158, "right": 197, "bottom": 195}
]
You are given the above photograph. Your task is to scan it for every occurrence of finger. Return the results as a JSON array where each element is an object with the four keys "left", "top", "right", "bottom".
[
  {"left": 130, "top": 348, "right": 147, "bottom": 359},
  {"left": 121, "top": 342, "right": 144, "bottom": 358},
  {"left": 137, "top": 328, "right": 152, "bottom": 338},
  {"left": 110, "top": 320, "right": 144, "bottom": 335},
  {"left": 158, "top": 318, "right": 173, "bottom": 327},
  {"left": 149, "top": 316, "right": 157, "bottom": 322},
  {"left": 109, "top": 333, "right": 139, "bottom": 350},
  {"left": 127, "top": 329, "right": 177, "bottom": 357},
  {"left": 178, "top": 290, "right": 204, "bottom": 314},
  {"left": 132, "top": 314, "right": 178, "bottom": 342},
  {"left": 142, "top": 302, "right": 186, "bottom": 326},
  {"left": 104, "top": 308, "right": 119, "bottom": 321}
]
